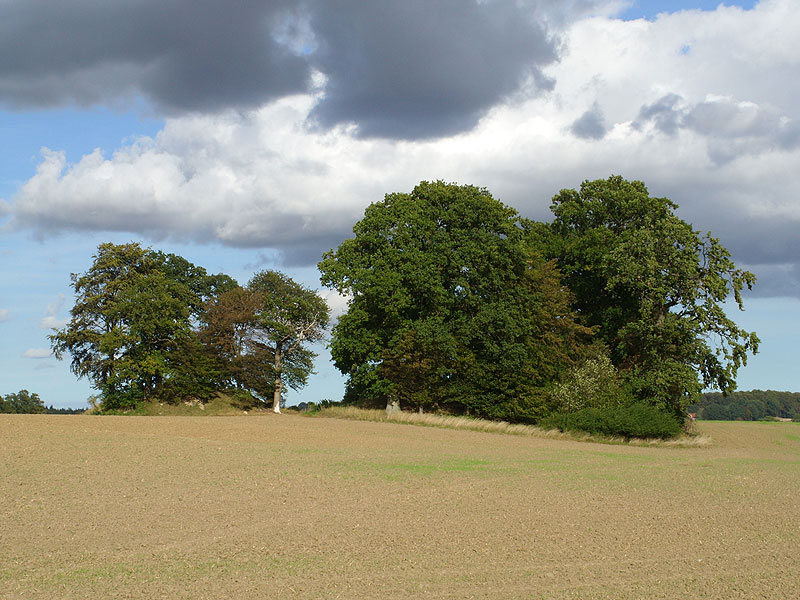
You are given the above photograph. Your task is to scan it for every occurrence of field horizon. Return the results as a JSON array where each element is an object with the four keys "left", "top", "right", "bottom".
[{"left": 2, "top": 414, "right": 798, "bottom": 599}]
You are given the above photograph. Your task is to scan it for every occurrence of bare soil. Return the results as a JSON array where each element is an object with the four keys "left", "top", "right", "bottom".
[{"left": 2, "top": 415, "right": 798, "bottom": 599}]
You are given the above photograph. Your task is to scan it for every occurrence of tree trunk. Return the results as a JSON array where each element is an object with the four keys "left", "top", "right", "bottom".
[{"left": 273, "top": 346, "right": 282, "bottom": 414}]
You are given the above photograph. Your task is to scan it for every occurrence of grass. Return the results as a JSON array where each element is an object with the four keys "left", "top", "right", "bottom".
[{"left": 311, "top": 405, "right": 712, "bottom": 447}]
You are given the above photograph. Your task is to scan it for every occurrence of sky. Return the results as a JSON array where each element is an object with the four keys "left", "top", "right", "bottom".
[{"left": 1, "top": 0, "right": 797, "bottom": 409}]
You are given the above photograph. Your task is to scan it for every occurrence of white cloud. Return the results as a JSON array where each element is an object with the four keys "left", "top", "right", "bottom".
[
  {"left": 0, "top": 308, "right": 8, "bottom": 322},
  {"left": 320, "top": 289, "right": 350, "bottom": 321},
  {"left": 23, "top": 348, "right": 52, "bottom": 359},
  {"left": 39, "top": 293, "right": 68, "bottom": 330},
  {"left": 5, "top": 1, "right": 800, "bottom": 291}
]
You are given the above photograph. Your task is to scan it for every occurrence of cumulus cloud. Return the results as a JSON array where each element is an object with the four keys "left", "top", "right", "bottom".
[
  {"left": 320, "top": 289, "right": 351, "bottom": 322},
  {"left": 23, "top": 348, "right": 52, "bottom": 359},
  {"left": 635, "top": 94, "right": 800, "bottom": 164},
  {"left": 0, "top": 308, "right": 8, "bottom": 322},
  {"left": 8, "top": 98, "right": 400, "bottom": 264},
  {"left": 5, "top": 0, "right": 800, "bottom": 297},
  {"left": 570, "top": 103, "right": 607, "bottom": 139},
  {"left": 40, "top": 294, "right": 68, "bottom": 330}
]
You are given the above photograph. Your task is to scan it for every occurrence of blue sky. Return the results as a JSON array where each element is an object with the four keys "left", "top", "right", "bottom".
[
  {"left": 619, "top": 0, "right": 757, "bottom": 19},
  {"left": 2, "top": 0, "right": 798, "bottom": 408}
]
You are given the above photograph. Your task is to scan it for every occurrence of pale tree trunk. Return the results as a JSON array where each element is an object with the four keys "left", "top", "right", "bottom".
[
  {"left": 386, "top": 398, "right": 400, "bottom": 415},
  {"left": 272, "top": 346, "right": 282, "bottom": 414}
]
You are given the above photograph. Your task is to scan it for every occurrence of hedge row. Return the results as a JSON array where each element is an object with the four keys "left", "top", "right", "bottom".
[{"left": 540, "top": 403, "right": 682, "bottom": 439}]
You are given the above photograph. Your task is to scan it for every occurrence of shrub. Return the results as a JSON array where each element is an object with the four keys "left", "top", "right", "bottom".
[
  {"left": 549, "top": 353, "right": 630, "bottom": 413},
  {"left": 540, "top": 403, "right": 682, "bottom": 439},
  {"left": 228, "top": 389, "right": 266, "bottom": 411}
]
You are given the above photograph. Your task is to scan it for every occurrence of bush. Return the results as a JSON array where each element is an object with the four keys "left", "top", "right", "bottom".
[
  {"left": 549, "top": 353, "right": 630, "bottom": 413},
  {"left": 540, "top": 403, "right": 682, "bottom": 439}
]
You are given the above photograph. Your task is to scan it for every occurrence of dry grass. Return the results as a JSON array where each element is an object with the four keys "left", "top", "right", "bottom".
[{"left": 313, "top": 405, "right": 712, "bottom": 448}]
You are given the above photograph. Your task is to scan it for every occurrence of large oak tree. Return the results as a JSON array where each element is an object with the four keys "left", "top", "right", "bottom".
[{"left": 319, "top": 181, "right": 589, "bottom": 421}]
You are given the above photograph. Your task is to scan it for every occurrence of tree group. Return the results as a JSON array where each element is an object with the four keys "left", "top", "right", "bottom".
[
  {"left": 690, "top": 390, "right": 800, "bottom": 421},
  {"left": 1, "top": 390, "right": 47, "bottom": 414},
  {"left": 50, "top": 176, "right": 758, "bottom": 433},
  {"left": 320, "top": 177, "right": 759, "bottom": 428},
  {"left": 319, "top": 181, "right": 589, "bottom": 421},
  {"left": 50, "top": 243, "right": 328, "bottom": 412}
]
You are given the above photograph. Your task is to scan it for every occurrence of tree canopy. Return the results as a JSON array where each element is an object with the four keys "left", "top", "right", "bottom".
[
  {"left": 1, "top": 390, "right": 46, "bottom": 414},
  {"left": 46, "top": 175, "right": 760, "bottom": 434},
  {"left": 207, "top": 270, "right": 330, "bottom": 413},
  {"left": 50, "top": 243, "right": 237, "bottom": 408},
  {"left": 546, "top": 176, "right": 759, "bottom": 416},
  {"left": 319, "top": 180, "right": 589, "bottom": 420},
  {"left": 51, "top": 243, "right": 326, "bottom": 411},
  {"left": 319, "top": 177, "right": 759, "bottom": 431}
]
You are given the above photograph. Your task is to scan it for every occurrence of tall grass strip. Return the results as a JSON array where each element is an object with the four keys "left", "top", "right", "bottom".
[{"left": 311, "top": 406, "right": 711, "bottom": 448}]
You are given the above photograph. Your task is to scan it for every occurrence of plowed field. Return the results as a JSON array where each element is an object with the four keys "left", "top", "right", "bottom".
[{"left": 2, "top": 415, "right": 798, "bottom": 599}]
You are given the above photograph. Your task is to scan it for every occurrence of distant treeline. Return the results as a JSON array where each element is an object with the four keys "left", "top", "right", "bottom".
[
  {"left": 45, "top": 406, "right": 87, "bottom": 415},
  {"left": 1, "top": 390, "right": 85, "bottom": 414},
  {"left": 689, "top": 390, "right": 800, "bottom": 421}
]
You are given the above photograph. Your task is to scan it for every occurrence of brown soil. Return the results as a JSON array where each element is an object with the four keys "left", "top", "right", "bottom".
[{"left": 1, "top": 415, "right": 798, "bottom": 599}]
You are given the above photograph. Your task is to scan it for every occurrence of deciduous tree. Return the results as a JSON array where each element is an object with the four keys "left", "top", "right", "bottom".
[
  {"left": 50, "top": 242, "right": 234, "bottom": 408},
  {"left": 319, "top": 181, "right": 589, "bottom": 420},
  {"left": 246, "top": 271, "right": 330, "bottom": 413},
  {"left": 1, "top": 390, "right": 46, "bottom": 414},
  {"left": 547, "top": 176, "right": 759, "bottom": 416}
]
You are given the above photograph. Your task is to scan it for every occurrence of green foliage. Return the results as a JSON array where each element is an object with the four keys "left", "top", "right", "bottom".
[
  {"left": 45, "top": 405, "right": 86, "bottom": 414},
  {"left": 549, "top": 350, "right": 630, "bottom": 412},
  {"left": 199, "top": 286, "right": 261, "bottom": 390},
  {"left": 201, "top": 270, "right": 330, "bottom": 409},
  {"left": 93, "top": 391, "right": 267, "bottom": 416},
  {"left": 1, "top": 390, "right": 47, "bottom": 414},
  {"left": 689, "top": 389, "right": 800, "bottom": 421},
  {"left": 246, "top": 270, "right": 329, "bottom": 409},
  {"left": 541, "top": 404, "right": 682, "bottom": 439},
  {"left": 319, "top": 180, "right": 590, "bottom": 420},
  {"left": 547, "top": 175, "right": 759, "bottom": 417},
  {"left": 50, "top": 242, "right": 235, "bottom": 409}
]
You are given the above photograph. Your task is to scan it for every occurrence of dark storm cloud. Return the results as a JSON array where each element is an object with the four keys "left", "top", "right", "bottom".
[
  {"left": 0, "top": 0, "right": 308, "bottom": 113},
  {"left": 0, "top": 0, "right": 562, "bottom": 139},
  {"left": 570, "top": 103, "right": 606, "bottom": 139},
  {"left": 306, "top": 0, "right": 559, "bottom": 139},
  {"left": 715, "top": 219, "right": 800, "bottom": 300}
]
